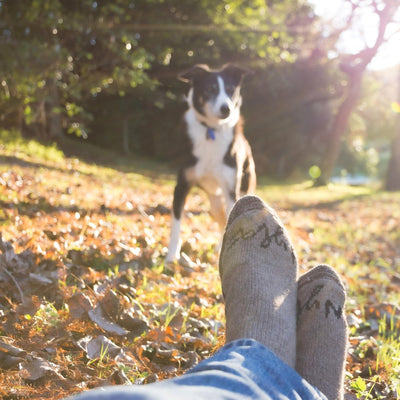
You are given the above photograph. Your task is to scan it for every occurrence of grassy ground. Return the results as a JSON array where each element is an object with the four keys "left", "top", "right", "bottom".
[{"left": 0, "top": 131, "right": 399, "bottom": 399}]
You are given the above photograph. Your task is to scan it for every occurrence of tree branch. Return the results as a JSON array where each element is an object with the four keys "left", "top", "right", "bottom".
[{"left": 339, "top": 0, "right": 399, "bottom": 73}]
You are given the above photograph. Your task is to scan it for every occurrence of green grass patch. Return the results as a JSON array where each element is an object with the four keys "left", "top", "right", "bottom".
[
  {"left": 0, "top": 129, "right": 65, "bottom": 164},
  {"left": 257, "top": 178, "right": 376, "bottom": 208}
]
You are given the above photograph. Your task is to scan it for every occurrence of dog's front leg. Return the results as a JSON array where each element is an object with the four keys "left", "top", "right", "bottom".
[
  {"left": 222, "top": 176, "right": 238, "bottom": 221},
  {"left": 166, "top": 171, "right": 192, "bottom": 263},
  {"left": 211, "top": 187, "right": 235, "bottom": 255}
]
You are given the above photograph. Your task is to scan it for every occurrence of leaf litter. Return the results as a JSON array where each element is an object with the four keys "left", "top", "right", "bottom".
[{"left": 0, "top": 155, "right": 399, "bottom": 399}]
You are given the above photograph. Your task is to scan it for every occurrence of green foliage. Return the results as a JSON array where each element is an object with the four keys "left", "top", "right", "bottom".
[
  {"left": 0, "top": 0, "right": 322, "bottom": 163},
  {"left": 350, "top": 376, "right": 368, "bottom": 398},
  {"left": 336, "top": 137, "right": 381, "bottom": 179},
  {"left": 359, "top": 68, "right": 398, "bottom": 143},
  {"left": 336, "top": 67, "right": 400, "bottom": 180},
  {"left": 0, "top": 0, "right": 154, "bottom": 137}
]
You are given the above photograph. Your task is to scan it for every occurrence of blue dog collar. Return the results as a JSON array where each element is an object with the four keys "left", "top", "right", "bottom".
[
  {"left": 200, "top": 121, "right": 216, "bottom": 141},
  {"left": 206, "top": 127, "right": 216, "bottom": 141}
]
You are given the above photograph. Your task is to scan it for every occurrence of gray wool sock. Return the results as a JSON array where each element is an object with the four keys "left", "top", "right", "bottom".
[
  {"left": 219, "top": 195, "right": 298, "bottom": 367},
  {"left": 296, "top": 264, "right": 348, "bottom": 400}
]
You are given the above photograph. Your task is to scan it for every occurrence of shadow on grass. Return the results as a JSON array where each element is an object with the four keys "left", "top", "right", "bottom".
[
  {"left": 58, "top": 136, "right": 175, "bottom": 180},
  {"left": 0, "top": 131, "right": 175, "bottom": 181},
  {"left": 0, "top": 195, "right": 172, "bottom": 220},
  {"left": 284, "top": 192, "right": 373, "bottom": 211},
  {"left": 257, "top": 177, "right": 379, "bottom": 211}
]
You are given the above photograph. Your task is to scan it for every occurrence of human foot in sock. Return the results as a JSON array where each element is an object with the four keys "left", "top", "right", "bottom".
[
  {"left": 219, "top": 195, "right": 298, "bottom": 367},
  {"left": 296, "top": 264, "right": 348, "bottom": 400}
]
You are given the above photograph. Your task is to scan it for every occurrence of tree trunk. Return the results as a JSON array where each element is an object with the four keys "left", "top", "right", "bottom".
[
  {"left": 316, "top": 70, "right": 363, "bottom": 185},
  {"left": 386, "top": 133, "right": 400, "bottom": 191},
  {"left": 45, "top": 78, "right": 63, "bottom": 140},
  {"left": 315, "top": 0, "right": 399, "bottom": 186},
  {"left": 385, "top": 67, "right": 400, "bottom": 191}
]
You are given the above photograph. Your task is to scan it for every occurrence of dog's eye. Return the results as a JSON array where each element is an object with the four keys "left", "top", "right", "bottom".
[
  {"left": 204, "top": 83, "right": 218, "bottom": 96},
  {"left": 225, "top": 84, "right": 236, "bottom": 95}
]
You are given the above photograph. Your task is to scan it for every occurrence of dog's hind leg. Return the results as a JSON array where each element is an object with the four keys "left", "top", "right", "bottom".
[
  {"left": 208, "top": 194, "right": 227, "bottom": 232},
  {"left": 208, "top": 194, "right": 228, "bottom": 254},
  {"left": 166, "top": 171, "right": 192, "bottom": 263}
]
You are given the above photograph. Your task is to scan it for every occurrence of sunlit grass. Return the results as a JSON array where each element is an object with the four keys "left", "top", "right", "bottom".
[
  {"left": 377, "top": 315, "right": 400, "bottom": 394},
  {"left": 257, "top": 178, "right": 376, "bottom": 208},
  {"left": 31, "top": 302, "right": 63, "bottom": 333},
  {"left": 0, "top": 129, "right": 65, "bottom": 164}
]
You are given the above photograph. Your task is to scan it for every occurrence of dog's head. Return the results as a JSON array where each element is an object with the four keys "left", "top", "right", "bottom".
[{"left": 179, "top": 64, "right": 251, "bottom": 126}]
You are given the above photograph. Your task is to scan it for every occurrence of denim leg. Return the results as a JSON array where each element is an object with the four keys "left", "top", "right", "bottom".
[{"left": 70, "top": 339, "right": 327, "bottom": 400}]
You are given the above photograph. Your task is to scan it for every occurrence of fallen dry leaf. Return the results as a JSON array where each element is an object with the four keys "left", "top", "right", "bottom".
[
  {"left": 67, "top": 292, "right": 94, "bottom": 319},
  {"left": 0, "top": 339, "right": 27, "bottom": 370},
  {"left": 88, "top": 304, "right": 129, "bottom": 336},
  {"left": 19, "top": 357, "right": 63, "bottom": 381},
  {"left": 77, "top": 335, "right": 122, "bottom": 360}
]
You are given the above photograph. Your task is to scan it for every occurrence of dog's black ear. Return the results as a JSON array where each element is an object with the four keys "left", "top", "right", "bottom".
[
  {"left": 222, "top": 64, "right": 253, "bottom": 84},
  {"left": 178, "top": 64, "right": 210, "bottom": 82}
]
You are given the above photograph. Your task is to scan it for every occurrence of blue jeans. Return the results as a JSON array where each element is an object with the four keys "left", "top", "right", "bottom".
[{"left": 71, "top": 339, "right": 327, "bottom": 400}]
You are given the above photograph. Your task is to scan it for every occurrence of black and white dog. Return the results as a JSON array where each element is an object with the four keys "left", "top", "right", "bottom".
[{"left": 166, "top": 64, "right": 256, "bottom": 263}]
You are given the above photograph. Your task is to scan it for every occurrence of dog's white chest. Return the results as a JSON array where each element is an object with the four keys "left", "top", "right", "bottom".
[{"left": 185, "top": 110, "right": 233, "bottom": 181}]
